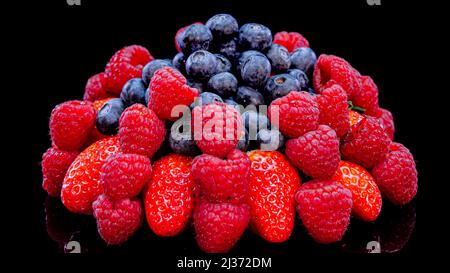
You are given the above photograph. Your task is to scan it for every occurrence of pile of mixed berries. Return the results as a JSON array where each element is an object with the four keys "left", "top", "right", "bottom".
[{"left": 42, "top": 14, "right": 418, "bottom": 252}]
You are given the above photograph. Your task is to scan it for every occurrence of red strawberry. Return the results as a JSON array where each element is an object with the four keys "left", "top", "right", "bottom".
[
  {"left": 101, "top": 153, "right": 152, "bottom": 200},
  {"left": 316, "top": 84, "right": 350, "bottom": 138},
  {"left": 61, "top": 137, "right": 120, "bottom": 214},
  {"left": 194, "top": 201, "right": 250, "bottom": 253},
  {"left": 285, "top": 125, "right": 340, "bottom": 179},
  {"left": 372, "top": 142, "right": 418, "bottom": 205},
  {"left": 351, "top": 75, "right": 379, "bottom": 116},
  {"left": 268, "top": 91, "right": 319, "bottom": 138},
  {"left": 333, "top": 161, "right": 382, "bottom": 221},
  {"left": 192, "top": 102, "right": 243, "bottom": 158},
  {"left": 247, "top": 151, "right": 301, "bottom": 243},
  {"left": 83, "top": 72, "right": 110, "bottom": 101},
  {"left": 144, "top": 154, "right": 196, "bottom": 237},
  {"left": 93, "top": 194, "right": 143, "bottom": 245},
  {"left": 349, "top": 110, "right": 364, "bottom": 127},
  {"left": 118, "top": 103, "right": 166, "bottom": 158},
  {"left": 295, "top": 180, "right": 353, "bottom": 244},
  {"left": 50, "top": 100, "right": 96, "bottom": 151},
  {"left": 192, "top": 149, "right": 250, "bottom": 204},
  {"left": 273, "top": 31, "right": 310, "bottom": 52},
  {"left": 42, "top": 147, "right": 79, "bottom": 197},
  {"left": 148, "top": 67, "right": 199, "bottom": 121}
]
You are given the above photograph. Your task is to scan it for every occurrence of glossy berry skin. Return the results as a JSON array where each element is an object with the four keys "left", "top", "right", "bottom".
[
  {"left": 93, "top": 194, "right": 143, "bottom": 245},
  {"left": 120, "top": 78, "right": 146, "bottom": 107},
  {"left": 235, "top": 86, "right": 265, "bottom": 107},
  {"left": 290, "top": 47, "right": 317, "bottom": 77},
  {"left": 192, "top": 102, "right": 243, "bottom": 158},
  {"left": 172, "top": 53, "right": 186, "bottom": 75},
  {"left": 240, "top": 53, "right": 271, "bottom": 88},
  {"left": 349, "top": 110, "right": 364, "bottom": 127},
  {"left": 264, "top": 74, "right": 300, "bottom": 101},
  {"left": 241, "top": 110, "right": 270, "bottom": 140},
  {"left": 273, "top": 31, "right": 310, "bottom": 52},
  {"left": 61, "top": 137, "right": 120, "bottom": 214},
  {"left": 42, "top": 147, "right": 79, "bottom": 197},
  {"left": 316, "top": 84, "right": 350, "bottom": 138},
  {"left": 207, "top": 72, "right": 238, "bottom": 98},
  {"left": 268, "top": 91, "right": 320, "bottom": 138},
  {"left": 175, "top": 22, "right": 203, "bottom": 52},
  {"left": 179, "top": 24, "right": 213, "bottom": 55},
  {"left": 96, "top": 98, "right": 125, "bottom": 135},
  {"left": 237, "top": 50, "right": 265, "bottom": 72},
  {"left": 285, "top": 125, "right": 340, "bottom": 179},
  {"left": 119, "top": 104, "right": 166, "bottom": 158},
  {"left": 142, "top": 59, "right": 172, "bottom": 86},
  {"left": 83, "top": 72, "right": 109, "bottom": 101},
  {"left": 372, "top": 143, "right": 418, "bottom": 205},
  {"left": 145, "top": 154, "right": 195, "bottom": 237},
  {"left": 341, "top": 117, "right": 391, "bottom": 169},
  {"left": 169, "top": 117, "right": 200, "bottom": 156},
  {"left": 266, "top": 44, "right": 291, "bottom": 71},
  {"left": 256, "top": 128, "right": 285, "bottom": 151},
  {"left": 295, "top": 180, "right": 353, "bottom": 244},
  {"left": 248, "top": 151, "right": 301, "bottom": 242},
  {"left": 186, "top": 50, "right": 218, "bottom": 81},
  {"left": 192, "top": 149, "right": 251, "bottom": 204},
  {"left": 333, "top": 161, "right": 382, "bottom": 222},
  {"left": 214, "top": 54, "right": 232, "bottom": 74},
  {"left": 194, "top": 201, "right": 250, "bottom": 253},
  {"left": 50, "top": 100, "right": 96, "bottom": 151},
  {"left": 206, "top": 14, "right": 239, "bottom": 42},
  {"left": 100, "top": 153, "right": 152, "bottom": 200},
  {"left": 287, "top": 69, "right": 309, "bottom": 91},
  {"left": 105, "top": 45, "right": 153, "bottom": 95},
  {"left": 238, "top": 23, "right": 272, "bottom": 52},
  {"left": 148, "top": 67, "right": 199, "bottom": 121},
  {"left": 190, "top": 92, "right": 224, "bottom": 109}
]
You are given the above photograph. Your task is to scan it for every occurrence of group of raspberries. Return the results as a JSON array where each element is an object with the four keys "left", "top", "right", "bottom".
[{"left": 42, "top": 14, "right": 418, "bottom": 252}]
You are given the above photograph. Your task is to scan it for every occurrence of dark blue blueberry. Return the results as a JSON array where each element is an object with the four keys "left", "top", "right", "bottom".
[
  {"left": 238, "top": 23, "right": 272, "bottom": 52},
  {"left": 190, "top": 92, "right": 223, "bottom": 109},
  {"left": 214, "top": 54, "right": 232, "bottom": 73},
  {"left": 207, "top": 72, "right": 238, "bottom": 98},
  {"left": 168, "top": 118, "right": 200, "bottom": 156},
  {"left": 142, "top": 59, "right": 172, "bottom": 86},
  {"left": 257, "top": 128, "right": 285, "bottom": 151},
  {"left": 120, "top": 78, "right": 147, "bottom": 107},
  {"left": 96, "top": 98, "right": 125, "bottom": 135},
  {"left": 241, "top": 110, "right": 270, "bottom": 140},
  {"left": 237, "top": 129, "right": 250, "bottom": 152},
  {"left": 237, "top": 50, "right": 265, "bottom": 72},
  {"left": 187, "top": 80, "right": 205, "bottom": 93},
  {"left": 186, "top": 50, "right": 218, "bottom": 81},
  {"left": 178, "top": 24, "right": 213, "bottom": 55},
  {"left": 290, "top": 47, "right": 317, "bottom": 77},
  {"left": 172, "top": 52, "right": 186, "bottom": 75},
  {"left": 266, "top": 44, "right": 291, "bottom": 71},
  {"left": 235, "top": 86, "right": 265, "bottom": 107},
  {"left": 264, "top": 74, "right": 300, "bottom": 101},
  {"left": 217, "top": 38, "right": 239, "bottom": 61},
  {"left": 206, "top": 14, "right": 239, "bottom": 41},
  {"left": 224, "top": 98, "right": 239, "bottom": 107},
  {"left": 287, "top": 69, "right": 309, "bottom": 90},
  {"left": 240, "top": 53, "right": 271, "bottom": 88}
]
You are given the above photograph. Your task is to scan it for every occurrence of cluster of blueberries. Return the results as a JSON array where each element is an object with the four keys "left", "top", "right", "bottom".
[{"left": 96, "top": 14, "right": 317, "bottom": 156}]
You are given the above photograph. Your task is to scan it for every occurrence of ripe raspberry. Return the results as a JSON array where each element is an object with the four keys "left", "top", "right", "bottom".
[
  {"left": 341, "top": 117, "right": 391, "bottom": 168},
  {"left": 101, "top": 153, "right": 152, "bottom": 200},
  {"left": 50, "top": 100, "right": 96, "bottom": 151},
  {"left": 118, "top": 104, "right": 166, "bottom": 158},
  {"left": 316, "top": 84, "right": 350, "bottom": 138},
  {"left": 194, "top": 201, "right": 250, "bottom": 253},
  {"left": 333, "top": 161, "right": 382, "bottom": 222},
  {"left": 295, "top": 180, "right": 353, "bottom": 244},
  {"left": 349, "top": 110, "right": 364, "bottom": 127},
  {"left": 313, "top": 54, "right": 361, "bottom": 98},
  {"left": 373, "top": 108, "right": 395, "bottom": 140},
  {"left": 93, "top": 194, "right": 143, "bottom": 245},
  {"left": 273, "top": 31, "right": 310, "bottom": 52},
  {"left": 285, "top": 125, "right": 340, "bottom": 179},
  {"left": 83, "top": 72, "right": 110, "bottom": 101},
  {"left": 145, "top": 154, "right": 195, "bottom": 237},
  {"left": 148, "top": 67, "right": 199, "bottom": 121},
  {"left": 105, "top": 45, "right": 153, "bottom": 95},
  {"left": 175, "top": 22, "right": 203, "bottom": 52},
  {"left": 192, "top": 149, "right": 251, "bottom": 204},
  {"left": 247, "top": 151, "right": 301, "bottom": 243},
  {"left": 61, "top": 137, "right": 120, "bottom": 214},
  {"left": 42, "top": 147, "right": 79, "bottom": 197},
  {"left": 268, "top": 91, "right": 320, "bottom": 138},
  {"left": 371, "top": 143, "right": 417, "bottom": 205},
  {"left": 192, "top": 102, "right": 243, "bottom": 158},
  {"left": 351, "top": 76, "right": 379, "bottom": 115}
]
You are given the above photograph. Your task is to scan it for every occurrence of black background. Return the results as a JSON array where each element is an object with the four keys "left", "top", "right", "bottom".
[{"left": 23, "top": 0, "right": 443, "bottom": 269}]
